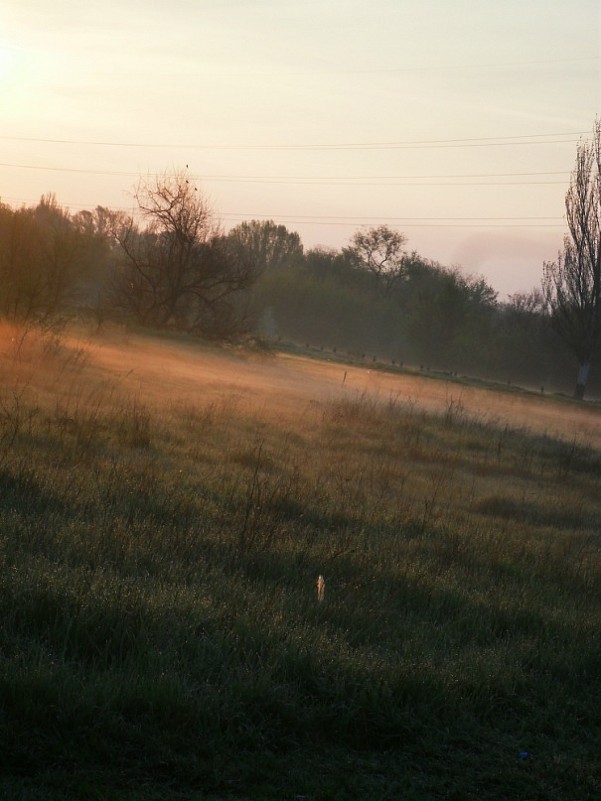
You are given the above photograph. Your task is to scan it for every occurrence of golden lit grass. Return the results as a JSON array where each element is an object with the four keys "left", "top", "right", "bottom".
[{"left": 85, "top": 326, "right": 601, "bottom": 446}]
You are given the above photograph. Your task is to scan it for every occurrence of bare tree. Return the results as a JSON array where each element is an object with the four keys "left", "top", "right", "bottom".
[
  {"left": 112, "top": 172, "right": 258, "bottom": 335},
  {"left": 543, "top": 120, "right": 601, "bottom": 399},
  {"left": 344, "top": 225, "right": 408, "bottom": 294}
]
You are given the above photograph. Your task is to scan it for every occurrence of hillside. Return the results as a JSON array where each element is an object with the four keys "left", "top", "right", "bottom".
[
  {"left": 13, "top": 322, "right": 601, "bottom": 445},
  {"left": 0, "top": 323, "right": 599, "bottom": 800}
]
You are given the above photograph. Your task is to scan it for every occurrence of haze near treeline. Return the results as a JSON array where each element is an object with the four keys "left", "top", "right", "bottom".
[{"left": 1, "top": 146, "right": 600, "bottom": 400}]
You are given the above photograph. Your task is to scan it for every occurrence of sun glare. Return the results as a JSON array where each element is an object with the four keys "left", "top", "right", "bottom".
[
  {"left": 0, "top": 44, "right": 14, "bottom": 77},
  {"left": 0, "top": 43, "right": 29, "bottom": 115}
]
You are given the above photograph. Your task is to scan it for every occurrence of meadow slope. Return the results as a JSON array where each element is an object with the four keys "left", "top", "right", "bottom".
[
  {"left": 0, "top": 323, "right": 599, "bottom": 801},
  {"left": 61, "top": 325, "right": 601, "bottom": 447}
]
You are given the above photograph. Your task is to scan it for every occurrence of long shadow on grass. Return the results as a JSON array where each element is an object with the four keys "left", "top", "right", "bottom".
[{"left": 0, "top": 467, "right": 67, "bottom": 519}]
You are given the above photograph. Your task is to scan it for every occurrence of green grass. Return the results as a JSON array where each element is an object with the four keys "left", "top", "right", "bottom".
[{"left": 0, "top": 328, "right": 599, "bottom": 800}]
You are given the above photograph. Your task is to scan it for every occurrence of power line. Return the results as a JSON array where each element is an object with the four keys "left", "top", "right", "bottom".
[
  {"left": 0, "top": 162, "right": 571, "bottom": 177},
  {"left": 0, "top": 161, "right": 569, "bottom": 186},
  {"left": 0, "top": 195, "right": 564, "bottom": 228},
  {"left": 219, "top": 213, "right": 564, "bottom": 228},
  {"left": 223, "top": 219, "right": 564, "bottom": 228},
  {"left": 321, "top": 55, "right": 600, "bottom": 75},
  {"left": 0, "top": 162, "right": 141, "bottom": 177},
  {"left": 0, "top": 131, "right": 587, "bottom": 151},
  {"left": 105, "top": 55, "right": 599, "bottom": 79},
  {"left": 203, "top": 179, "right": 566, "bottom": 187},
  {"left": 226, "top": 215, "right": 562, "bottom": 221},
  {"left": 196, "top": 171, "right": 571, "bottom": 180}
]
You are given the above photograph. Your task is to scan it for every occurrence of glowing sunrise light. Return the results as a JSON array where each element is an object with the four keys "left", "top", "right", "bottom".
[{"left": 0, "top": 43, "right": 15, "bottom": 79}]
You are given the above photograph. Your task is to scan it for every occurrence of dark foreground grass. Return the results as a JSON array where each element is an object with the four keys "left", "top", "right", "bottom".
[{"left": 0, "top": 330, "right": 599, "bottom": 800}]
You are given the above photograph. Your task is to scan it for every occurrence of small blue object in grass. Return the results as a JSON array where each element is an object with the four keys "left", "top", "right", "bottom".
[{"left": 518, "top": 751, "right": 529, "bottom": 760}]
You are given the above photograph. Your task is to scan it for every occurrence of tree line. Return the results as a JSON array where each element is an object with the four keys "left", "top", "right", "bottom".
[
  {"left": 250, "top": 227, "right": 576, "bottom": 391},
  {"left": 1, "top": 122, "right": 600, "bottom": 398}
]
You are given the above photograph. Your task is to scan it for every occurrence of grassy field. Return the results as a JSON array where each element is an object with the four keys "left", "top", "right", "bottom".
[{"left": 0, "top": 322, "right": 599, "bottom": 800}]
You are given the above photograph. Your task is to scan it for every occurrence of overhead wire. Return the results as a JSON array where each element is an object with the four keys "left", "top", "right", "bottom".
[
  {"left": 0, "top": 127, "right": 577, "bottom": 230},
  {"left": 0, "top": 161, "right": 570, "bottom": 186},
  {"left": 118, "top": 54, "right": 599, "bottom": 79},
  {"left": 0, "top": 195, "right": 564, "bottom": 228},
  {"left": 218, "top": 215, "right": 564, "bottom": 229},
  {"left": 0, "top": 130, "right": 588, "bottom": 151}
]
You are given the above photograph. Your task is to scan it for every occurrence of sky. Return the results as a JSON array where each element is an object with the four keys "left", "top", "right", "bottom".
[{"left": 0, "top": 0, "right": 599, "bottom": 297}]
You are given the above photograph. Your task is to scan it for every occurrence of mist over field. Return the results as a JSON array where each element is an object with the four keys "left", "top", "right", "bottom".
[
  {"left": 21, "top": 322, "right": 601, "bottom": 448},
  {"left": 0, "top": 321, "right": 599, "bottom": 800}
]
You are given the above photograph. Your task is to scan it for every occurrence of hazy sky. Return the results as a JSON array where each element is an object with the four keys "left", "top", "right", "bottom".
[{"left": 1, "top": 0, "right": 599, "bottom": 296}]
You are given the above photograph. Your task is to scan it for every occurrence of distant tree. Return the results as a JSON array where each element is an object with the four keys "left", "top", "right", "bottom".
[
  {"left": 71, "top": 206, "right": 131, "bottom": 316},
  {"left": 344, "top": 225, "right": 408, "bottom": 294},
  {"left": 112, "top": 172, "right": 258, "bottom": 336},
  {"left": 226, "top": 219, "right": 303, "bottom": 273},
  {"left": 303, "top": 247, "right": 357, "bottom": 283},
  {"left": 401, "top": 263, "right": 496, "bottom": 367},
  {"left": 543, "top": 120, "right": 601, "bottom": 399},
  {"left": 0, "top": 195, "right": 83, "bottom": 325},
  {"left": 491, "top": 289, "right": 558, "bottom": 384},
  {"left": 461, "top": 273, "right": 498, "bottom": 307},
  {"left": 506, "top": 288, "right": 545, "bottom": 316}
]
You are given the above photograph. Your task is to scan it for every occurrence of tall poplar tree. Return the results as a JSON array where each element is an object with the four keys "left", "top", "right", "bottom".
[{"left": 544, "top": 120, "right": 601, "bottom": 399}]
